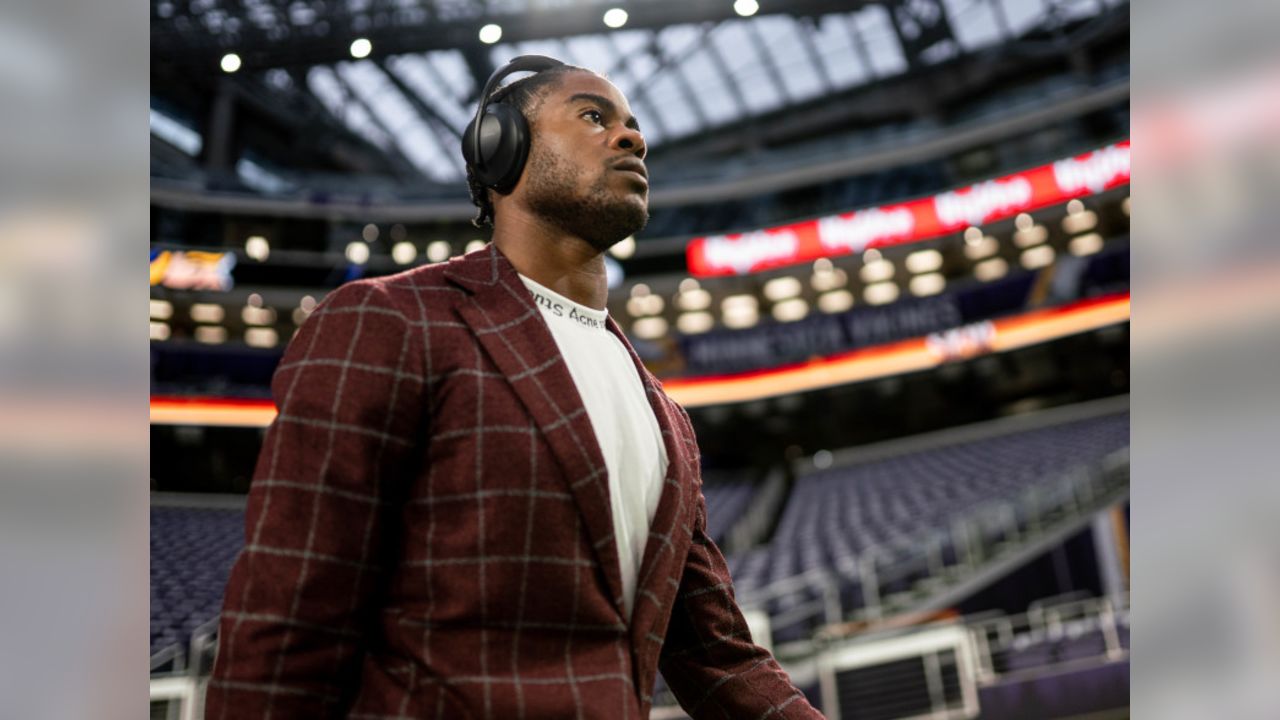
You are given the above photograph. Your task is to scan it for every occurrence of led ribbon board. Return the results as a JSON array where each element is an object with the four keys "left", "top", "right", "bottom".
[{"left": 686, "top": 141, "right": 1130, "bottom": 277}]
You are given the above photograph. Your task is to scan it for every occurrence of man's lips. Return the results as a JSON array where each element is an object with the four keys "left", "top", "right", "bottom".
[
  {"left": 611, "top": 158, "right": 648, "bottom": 186},
  {"left": 613, "top": 168, "right": 649, "bottom": 186}
]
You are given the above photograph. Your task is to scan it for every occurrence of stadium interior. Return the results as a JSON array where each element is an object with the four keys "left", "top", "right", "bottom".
[{"left": 150, "top": 0, "right": 1130, "bottom": 717}]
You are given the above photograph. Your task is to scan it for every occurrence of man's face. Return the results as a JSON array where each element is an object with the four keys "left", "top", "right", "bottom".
[{"left": 519, "top": 71, "right": 649, "bottom": 253}]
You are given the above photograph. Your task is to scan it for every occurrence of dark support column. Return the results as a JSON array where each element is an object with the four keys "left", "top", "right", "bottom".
[
  {"left": 204, "top": 78, "right": 236, "bottom": 186},
  {"left": 1092, "top": 504, "right": 1129, "bottom": 603}
]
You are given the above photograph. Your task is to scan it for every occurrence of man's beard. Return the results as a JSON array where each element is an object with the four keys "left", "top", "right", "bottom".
[{"left": 523, "top": 144, "right": 648, "bottom": 253}]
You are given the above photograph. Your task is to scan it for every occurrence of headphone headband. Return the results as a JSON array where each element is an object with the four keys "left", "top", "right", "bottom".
[{"left": 467, "top": 55, "right": 566, "bottom": 186}]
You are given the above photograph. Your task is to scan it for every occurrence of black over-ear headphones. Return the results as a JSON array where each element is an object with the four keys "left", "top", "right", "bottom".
[{"left": 462, "top": 55, "right": 566, "bottom": 193}]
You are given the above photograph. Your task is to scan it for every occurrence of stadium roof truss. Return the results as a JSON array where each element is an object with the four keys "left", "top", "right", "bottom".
[{"left": 152, "top": 0, "right": 1126, "bottom": 188}]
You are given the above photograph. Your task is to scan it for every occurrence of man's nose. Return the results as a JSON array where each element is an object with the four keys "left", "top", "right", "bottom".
[{"left": 613, "top": 126, "right": 646, "bottom": 160}]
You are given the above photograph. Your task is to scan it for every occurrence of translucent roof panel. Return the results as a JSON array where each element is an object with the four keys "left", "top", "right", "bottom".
[
  {"left": 600, "top": 30, "right": 653, "bottom": 96},
  {"left": 336, "top": 61, "right": 461, "bottom": 181},
  {"left": 386, "top": 54, "right": 475, "bottom": 134},
  {"left": 851, "top": 4, "right": 908, "bottom": 78},
  {"left": 237, "top": 157, "right": 292, "bottom": 194},
  {"left": 943, "top": 0, "right": 1007, "bottom": 51},
  {"left": 610, "top": 33, "right": 665, "bottom": 144},
  {"left": 711, "top": 21, "right": 786, "bottom": 116},
  {"left": 644, "top": 68, "right": 699, "bottom": 140},
  {"left": 1051, "top": 0, "right": 1108, "bottom": 23},
  {"left": 150, "top": 108, "right": 203, "bottom": 156},
  {"left": 563, "top": 35, "right": 621, "bottom": 76},
  {"left": 678, "top": 43, "right": 741, "bottom": 127},
  {"left": 755, "top": 16, "right": 826, "bottom": 104},
  {"left": 425, "top": 50, "right": 477, "bottom": 102},
  {"left": 645, "top": 26, "right": 703, "bottom": 139},
  {"left": 998, "top": 0, "right": 1053, "bottom": 36},
  {"left": 812, "top": 13, "right": 874, "bottom": 91},
  {"left": 307, "top": 66, "right": 394, "bottom": 151}
]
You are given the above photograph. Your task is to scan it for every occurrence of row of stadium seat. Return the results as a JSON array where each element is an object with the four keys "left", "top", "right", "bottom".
[{"left": 150, "top": 408, "right": 1128, "bottom": 664}]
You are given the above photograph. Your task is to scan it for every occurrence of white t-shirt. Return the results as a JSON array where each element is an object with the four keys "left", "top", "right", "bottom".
[{"left": 519, "top": 274, "right": 669, "bottom": 619}]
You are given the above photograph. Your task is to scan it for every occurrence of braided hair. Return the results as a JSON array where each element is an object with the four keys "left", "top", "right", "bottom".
[{"left": 465, "top": 64, "right": 589, "bottom": 229}]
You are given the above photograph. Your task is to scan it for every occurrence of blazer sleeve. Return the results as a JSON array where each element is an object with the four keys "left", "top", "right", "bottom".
[
  {"left": 658, "top": 414, "right": 825, "bottom": 719},
  {"left": 205, "top": 280, "right": 425, "bottom": 719}
]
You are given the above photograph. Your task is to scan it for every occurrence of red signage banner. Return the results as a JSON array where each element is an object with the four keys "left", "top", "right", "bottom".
[{"left": 686, "top": 141, "right": 1130, "bottom": 277}]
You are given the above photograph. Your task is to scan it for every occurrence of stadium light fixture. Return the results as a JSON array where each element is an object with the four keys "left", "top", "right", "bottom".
[
  {"left": 149, "top": 299, "right": 173, "bottom": 320},
  {"left": 763, "top": 276, "right": 802, "bottom": 302},
  {"left": 909, "top": 273, "right": 946, "bottom": 297},
  {"left": 1013, "top": 224, "right": 1048, "bottom": 248},
  {"left": 1069, "top": 233, "right": 1104, "bottom": 256},
  {"left": 817, "top": 290, "right": 854, "bottom": 314},
  {"left": 426, "top": 240, "right": 452, "bottom": 263},
  {"left": 479, "top": 24, "right": 503, "bottom": 44},
  {"left": 392, "top": 241, "right": 417, "bottom": 265},
  {"left": 1062, "top": 209, "right": 1098, "bottom": 234},
  {"left": 677, "top": 287, "right": 712, "bottom": 311},
  {"left": 859, "top": 258, "right": 895, "bottom": 283},
  {"left": 245, "top": 328, "right": 279, "bottom": 348},
  {"left": 242, "top": 305, "right": 277, "bottom": 326},
  {"left": 771, "top": 298, "right": 809, "bottom": 323},
  {"left": 300, "top": 295, "right": 316, "bottom": 313},
  {"left": 627, "top": 294, "right": 664, "bottom": 317},
  {"left": 905, "top": 249, "right": 943, "bottom": 274},
  {"left": 811, "top": 266, "right": 848, "bottom": 292},
  {"left": 345, "top": 241, "right": 370, "bottom": 265},
  {"left": 466, "top": 239, "right": 487, "bottom": 253},
  {"left": 1020, "top": 245, "right": 1055, "bottom": 269},
  {"left": 963, "top": 234, "right": 999, "bottom": 260},
  {"left": 195, "top": 326, "right": 228, "bottom": 345},
  {"left": 350, "top": 38, "right": 372, "bottom": 59},
  {"left": 722, "top": 309, "right": 758, "bottom": 329},
  {"left": 220, "top": 53, "right": 241, "bottom": 73},
  {"left": 610, "top": 235, "right": 636, "bottom": 259},
  {"left": 734, "top": 0, "right": 760, "bottom": 17},
  {"left": 722, "top": 295, "right": 759, "bottom": 329},
  {"left": 190, "top": 303, "right": 225, "bottom": 324},
  {"left": 362, "top": 223, "right": 379, "bottom": 242},
  {"left": 245, "top": 235, "right": 269, "bottom": 261},
  {"left": 149, "top": 322, "right": 170, "bottom": 342},
  {"left": 603, "top": 8, "right": 628, "bottom": 28},
  {"left": 863, "top": 282, "right": 899, "bottom": 306},
  {"left": 974, "top": 257, "right": 1008, "bottom": 282},
  {"left": 632, "top": 316, "right": 668, "bottom": 339},
  {"left": 677, "top": 312, "right": 714, "bottom": 334}
]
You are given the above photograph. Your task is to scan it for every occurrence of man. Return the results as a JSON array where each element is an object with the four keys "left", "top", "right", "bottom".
[{"left": 206, "top": 58, "right": 823, "bottom": 719}]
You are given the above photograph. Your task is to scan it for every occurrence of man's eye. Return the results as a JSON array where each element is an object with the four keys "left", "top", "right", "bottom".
[{"left": 582, "top": 110, "right": 603, "bottom": 125}]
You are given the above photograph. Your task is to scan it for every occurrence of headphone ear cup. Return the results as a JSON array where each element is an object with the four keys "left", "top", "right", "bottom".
[{"left": 464, "top": 103, "right": 532, "bottom": 193}]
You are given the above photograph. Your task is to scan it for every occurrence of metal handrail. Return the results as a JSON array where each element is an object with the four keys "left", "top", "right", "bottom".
[{"left": 734, "top": 453, "right": 1129, "bottom": 639}]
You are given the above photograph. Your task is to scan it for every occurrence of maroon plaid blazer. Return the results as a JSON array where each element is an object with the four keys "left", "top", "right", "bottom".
[{"left": 205, "top": 244, "right": 822, "bottom": 719}]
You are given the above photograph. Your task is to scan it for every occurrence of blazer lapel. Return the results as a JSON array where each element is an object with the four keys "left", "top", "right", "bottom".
[{"left": 444, "top": 244, "right": 627, "bottom": 618}]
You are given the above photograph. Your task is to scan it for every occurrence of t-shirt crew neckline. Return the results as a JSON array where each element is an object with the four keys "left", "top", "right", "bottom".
[{"left": 518, "top": 274, "right": 609, "bottom": 331}]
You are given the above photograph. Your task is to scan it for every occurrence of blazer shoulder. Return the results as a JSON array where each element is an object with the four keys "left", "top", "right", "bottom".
[{"left": 327, "top": 264, "right": 463, "bottom": 322}]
